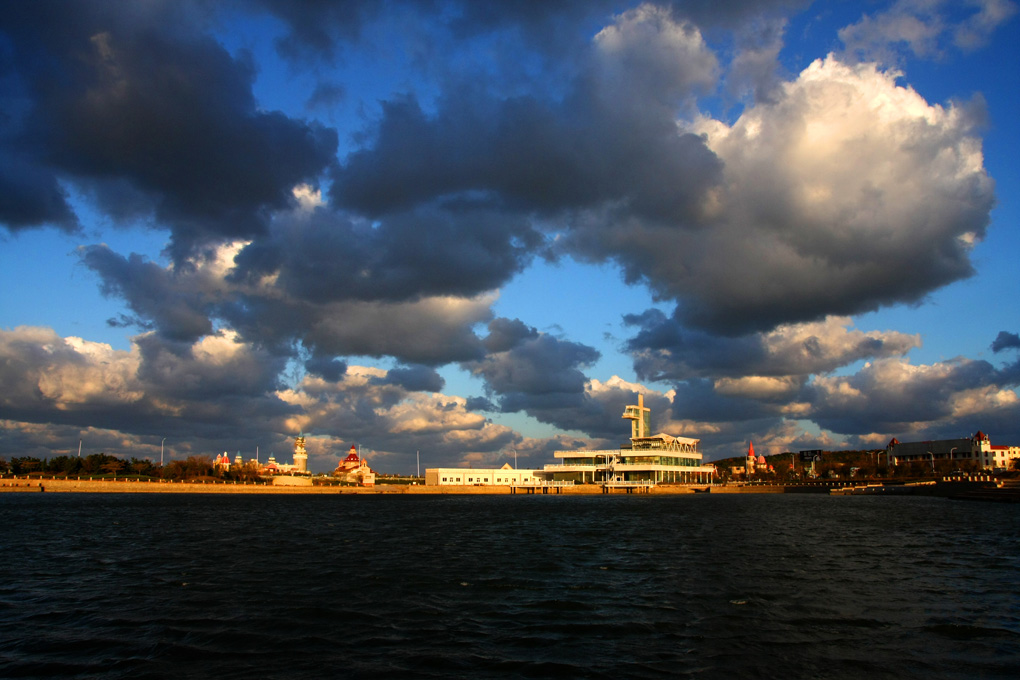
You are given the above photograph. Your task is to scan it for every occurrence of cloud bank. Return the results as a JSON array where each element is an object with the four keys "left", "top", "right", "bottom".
[{"left": 0, "top": 1, "right": 1016, "bottom": 468}]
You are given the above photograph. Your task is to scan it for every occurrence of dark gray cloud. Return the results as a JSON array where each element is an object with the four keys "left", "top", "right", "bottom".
[
  {"left": 304, "top": 355, "right": 348, "bottom": 382},
  {"left": 0, "top": 1, "right": 337, "bottom": 259},
  {"left": 331, "top": 53, "right": 722, "bottom": 223},
  {"left": 378, "top": 365, "right": 446, "bottom": 393},
  {"left": 991, "top": 331, "right": 1020, "bottom": 353},
  {"left": 465, "top": 318, "right": 600, "bottom": 421},
  {"left": 79, "top": 245, "right": 214, "bottom": 342},
  {"left": 624, "top": 309, "right": 920, "bottom": 381},
  {"left": 233, "top": 205, "right": 541, "bottom": 305}
]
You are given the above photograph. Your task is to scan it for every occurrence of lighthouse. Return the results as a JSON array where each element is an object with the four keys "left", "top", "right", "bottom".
[{"left": 294, "top": 434, "right": 308, "bottom": 473}]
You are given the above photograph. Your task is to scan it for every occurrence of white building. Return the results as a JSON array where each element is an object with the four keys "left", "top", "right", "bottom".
[
  {"left": 544, "top": 395, "right": 715, "bottom": 485},
  {"left": 425, "top": 395, "right": 715, "bottom": 487},
  {"left": 425, "top": 463, "right": 545, "bottom": 486}
]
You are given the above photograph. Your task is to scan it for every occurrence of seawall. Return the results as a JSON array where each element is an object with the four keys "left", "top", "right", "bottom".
[{"left": 2, "top": 478, "right": 712, "bottom": 495}]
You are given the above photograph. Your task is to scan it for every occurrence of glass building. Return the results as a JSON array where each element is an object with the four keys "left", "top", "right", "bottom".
[{"left": 543, "top": 395, "right": 715, "bottom": 485}]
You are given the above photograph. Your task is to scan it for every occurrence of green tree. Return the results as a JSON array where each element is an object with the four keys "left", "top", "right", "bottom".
[
  {"left": 11, "top": 457, "right": 42, "bottom": 475},
  {"left": 129, "top": 457, "right": 155, "bottom": 477},
  {"left": 102, "top": 458, "right": 125, "bottom": 476},
  {"left": 183, "top": 455, "right": 213, "bottom": 478},
  {"left": 47, "top": 455, "right": 83, "bottom": 476}
]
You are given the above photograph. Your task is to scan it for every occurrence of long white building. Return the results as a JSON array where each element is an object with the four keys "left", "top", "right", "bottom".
[{"left": 425, "top": 464, "right": 545, "bottom": 486}]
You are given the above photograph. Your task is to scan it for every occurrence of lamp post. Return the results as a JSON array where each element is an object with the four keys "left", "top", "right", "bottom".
[
  {"left": 927, "top": 451, "right": 935, "bottom": 473},
  {"left": 416, "top": 450, "right": 420, "bottom": 478},
  {"left": 161, "top": 437, "right": 166, "bottom": 466},
  {"left": 949, "top": 447, "right": 957, "bottom": 469}
]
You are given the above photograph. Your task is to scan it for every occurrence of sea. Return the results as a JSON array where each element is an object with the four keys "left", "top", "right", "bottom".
[{"left": 1, "top": 493, "right": 1018, "bottom": 679}]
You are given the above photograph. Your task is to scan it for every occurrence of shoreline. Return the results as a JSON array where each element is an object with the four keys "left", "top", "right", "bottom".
[
  {"left": 3, "top": 476, "right": 1013, "bottom": 500},
  {"left": 0, "top": 477, "right": 866, "bottom": 496}
]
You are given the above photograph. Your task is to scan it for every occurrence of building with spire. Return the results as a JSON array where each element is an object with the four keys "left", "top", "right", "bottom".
[{"left": 333, "top": 445, "right": 376, "bottom": 485}]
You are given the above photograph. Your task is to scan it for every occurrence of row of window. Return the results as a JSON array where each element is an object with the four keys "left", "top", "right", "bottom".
[{"left": 440, "top": 476, "right": 533, "bottom": 483}]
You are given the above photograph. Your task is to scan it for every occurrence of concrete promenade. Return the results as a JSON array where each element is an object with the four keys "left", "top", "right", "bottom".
[
  {"left": 4, "top": 476, "right": 1011, "bottom": 498},
  {"left": 3, "top": 477, "right": 706, "bottom": 495}
]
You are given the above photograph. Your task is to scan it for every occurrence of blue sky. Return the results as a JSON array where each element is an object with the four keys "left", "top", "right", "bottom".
[{"left": 1, "top": 0, "right": 1018, "bottom": 473}]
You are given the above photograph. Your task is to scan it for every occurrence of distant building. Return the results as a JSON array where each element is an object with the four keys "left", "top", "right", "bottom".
[
  {"left": 333, "top": 445, "right": 375, "bottom": 485},
  {"left": 886, "top": 431, "right": 1020, "bottom": 470},
  {"left": 741, "top": 441, "right": 771, "bottom": 475}
]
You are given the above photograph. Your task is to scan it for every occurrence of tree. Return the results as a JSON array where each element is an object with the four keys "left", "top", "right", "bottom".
[
  {"left": 129, "top": 458, "right": 155, "bottom": 477},
  {"left": 11, "top": 457, "right": 42, "bottom": 475},
  {"left": 47, "top": 455, "right": 83, "bottom": 476},
  {"left": 183, "top": 455, "right": 213, "bottom": 478},
  {"left": 102, "top": 458, "right": 125, "bottom": 476}
]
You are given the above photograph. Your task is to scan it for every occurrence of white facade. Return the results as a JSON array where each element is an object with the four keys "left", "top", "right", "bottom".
[
  {"left": 425, "top": 465, "right": 545, "bottom": 486},
  {"left": 426, "top": 395, "right": 715, "bottom": 487},
  {"left": 546, "top": 395, "right": 714, "bottom": 484}
]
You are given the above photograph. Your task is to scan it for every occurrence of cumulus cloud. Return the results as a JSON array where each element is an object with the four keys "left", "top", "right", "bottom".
[
  {"left": 80, "top": 240, "right": 497, "bottom": 365},
  {"left": 655, "top": 56, "right": 993, "bottom": 333},
  {"left": 807, "top": 354, "right": 1019, "bottom": 439},
  {"left": 625, "top": 313, "right": 921, "bottom": 381},
  {"left": 277, "top": 366, "right": 521, "bottom": 469},
  {"left": 0, "top": 326, "right": 522, "bottom": 468},
  {"left": 0, "top": 326, "right": 292, "bottom": 439}
]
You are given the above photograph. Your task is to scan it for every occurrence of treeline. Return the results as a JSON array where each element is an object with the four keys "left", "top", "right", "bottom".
[
  {"left": 0, "top": 453, "right": 263, "bottom": 482},
  {"left": 714, "top": 449, "right": 990, "bottom": 482}
]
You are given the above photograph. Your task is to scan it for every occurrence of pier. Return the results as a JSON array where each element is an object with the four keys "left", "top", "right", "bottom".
[{"left": 601, "top": 480, "right": 655, "bottom": 494}]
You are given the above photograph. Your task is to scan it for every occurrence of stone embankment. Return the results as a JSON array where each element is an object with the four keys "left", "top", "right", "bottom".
[
  {"left": 2, "top": 478, "right": 705, "bottom": 495},
  {"left": 4, "top": 476, "right": 1015, "bottom": 499}
]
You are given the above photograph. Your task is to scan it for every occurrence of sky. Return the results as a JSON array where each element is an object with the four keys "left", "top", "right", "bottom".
[{"left": 1, "top": 0, "right": 1019, "bottom": 474}]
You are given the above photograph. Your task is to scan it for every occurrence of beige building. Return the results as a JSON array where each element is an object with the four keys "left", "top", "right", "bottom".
[{"left": 886, "top": 431, "right": 1020, "bottom": 470}]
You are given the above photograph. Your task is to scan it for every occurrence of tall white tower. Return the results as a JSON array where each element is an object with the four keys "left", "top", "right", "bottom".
[
  {"left": 622, "top": 394, "right": 651, "bottom": 439},
  {"left": 294, "top": 434, "right": 308, "bottom": 473}
]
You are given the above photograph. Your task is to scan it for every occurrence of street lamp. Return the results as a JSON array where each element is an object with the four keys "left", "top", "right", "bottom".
[
  {"left": 949, "top": 447, "right": 957, "bottom": 468},
  {"left": 161, "top": 437, "right": 166, "bottom": 466},
  {"left": 926, "top": 451, "right": 935, "bottom": 473}
]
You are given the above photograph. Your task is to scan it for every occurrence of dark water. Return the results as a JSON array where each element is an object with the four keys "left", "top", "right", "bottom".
[{"left": 1, "top": 494, "right": 1018, "bottom": 679}]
